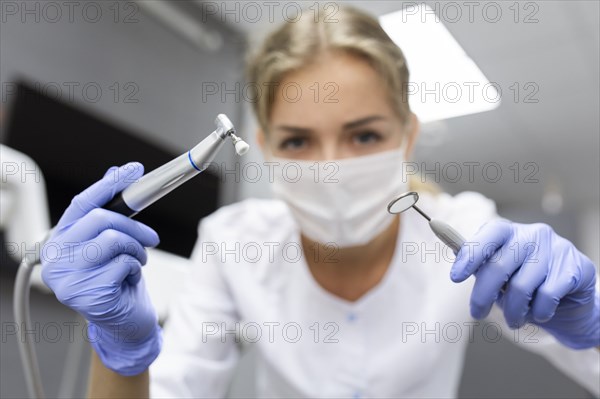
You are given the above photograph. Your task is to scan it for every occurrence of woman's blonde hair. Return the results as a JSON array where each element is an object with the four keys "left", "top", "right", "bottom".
[
  {"left": 245, "top": 5, "right": 411, "bottom": 132},
  {"left": 245, "top": 4, "right": 440, "bottom": 194}
]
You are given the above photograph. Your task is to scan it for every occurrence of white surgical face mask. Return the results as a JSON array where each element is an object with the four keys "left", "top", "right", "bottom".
[{"left": 269, "top": 146, "right": 409, "bottom": 247}]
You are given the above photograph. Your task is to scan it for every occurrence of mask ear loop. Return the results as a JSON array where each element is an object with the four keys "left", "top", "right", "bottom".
[
  {"left": 400, "top": 112, "right": 420, "bottom": 160},
  {"left": 394, "top": 141, "right": 411, "bottom": 191}
]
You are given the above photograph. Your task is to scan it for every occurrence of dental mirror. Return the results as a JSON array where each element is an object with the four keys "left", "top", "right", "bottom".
[
  {"left": 387, "top": 191, "right": 466, "bottom": 255},
  {"left": 388, "top": 192, "right": 506, "bottom": 291}
]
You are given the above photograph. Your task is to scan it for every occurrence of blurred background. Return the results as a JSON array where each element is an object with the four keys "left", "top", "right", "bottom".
[{"left": 1, "top": 0, "right": 598, "bottom": 397}]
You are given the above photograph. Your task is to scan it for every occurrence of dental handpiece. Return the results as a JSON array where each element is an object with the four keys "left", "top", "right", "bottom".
[{"left": 104, "top": 114, "right": 249, "bottom": 217}]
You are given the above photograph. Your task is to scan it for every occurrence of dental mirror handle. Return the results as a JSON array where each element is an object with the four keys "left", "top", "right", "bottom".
[
  {"left": 430, "top": 219, "right": 508, "bottom": 292},
  {"left": 429, "top": 219, "right": 466, "bottom": 255}
]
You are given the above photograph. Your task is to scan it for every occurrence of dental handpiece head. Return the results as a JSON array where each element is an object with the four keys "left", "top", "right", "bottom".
[
  {"left": 213, "top": 114, "right": 249, "bottom": 156},
  {"left": 104, "top": 114, "right": 249, "bottom": 217}
]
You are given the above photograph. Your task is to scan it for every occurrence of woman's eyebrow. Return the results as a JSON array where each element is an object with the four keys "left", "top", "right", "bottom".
[
  {"left": 274, "top": 125, "right": 313, "bottom": 135},
  {"left": 343, "top": 115, "right": 386, "bottom": 130},
  {"left": 274, "top": 115, "right": 386, "bottom": 135}
]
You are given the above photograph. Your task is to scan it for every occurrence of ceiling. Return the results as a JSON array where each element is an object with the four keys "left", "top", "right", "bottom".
[{"left": 192, "top": 0, "right": 599, "bottom": 210}]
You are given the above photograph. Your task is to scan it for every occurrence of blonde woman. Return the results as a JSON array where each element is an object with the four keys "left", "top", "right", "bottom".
[{"left": 42, "top": 5, "right": 599, "bottom": 398}]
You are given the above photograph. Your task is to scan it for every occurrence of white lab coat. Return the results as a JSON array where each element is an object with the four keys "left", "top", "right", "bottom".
[{"left": 149, "top": 192, "right": 600, "bottom": 398}]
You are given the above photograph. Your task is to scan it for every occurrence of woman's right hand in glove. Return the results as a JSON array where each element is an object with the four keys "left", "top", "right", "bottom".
[{"left": 41, "top": 162, "right": 162, "bottom": 376}]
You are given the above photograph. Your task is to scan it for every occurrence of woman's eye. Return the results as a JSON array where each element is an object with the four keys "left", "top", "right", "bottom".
[
  {"left": 279, "top": 137, "right": 307, "bottom": 151},
  {"left": 353, "top": 131, "right": 382, "bottom": 145}
]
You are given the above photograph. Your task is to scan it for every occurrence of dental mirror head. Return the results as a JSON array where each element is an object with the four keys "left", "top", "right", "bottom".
[
  {"left": 387, "top": 191, "right": 432, "bottom": 222},
  {"left": 387, "top": 191, "right": 420, "bottom": 215}
]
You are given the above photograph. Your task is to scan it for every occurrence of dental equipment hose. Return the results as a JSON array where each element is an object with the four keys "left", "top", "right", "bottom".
[
  {"left": 14, "top": 246, "right": 48, "bottom": 399},
  {"left": 13, "top": 114, "right": 249, "bottom": 399}
]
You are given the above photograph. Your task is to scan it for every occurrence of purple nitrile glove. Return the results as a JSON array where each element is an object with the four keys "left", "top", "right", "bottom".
[
  {"left": 41, "top": 162, "right": 162, "bottom": 375},
  {"left": 451, "top": 219, "right": 599, "bottom": 349}
]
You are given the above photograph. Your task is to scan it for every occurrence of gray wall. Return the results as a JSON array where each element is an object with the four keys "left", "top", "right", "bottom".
[{"left": 0, "top": 0, "right": 245, "bottom": 204}]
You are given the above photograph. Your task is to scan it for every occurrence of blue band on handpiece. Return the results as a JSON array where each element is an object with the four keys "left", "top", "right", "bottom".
[{"left": 188, "top": 151, "right": 202, "bottom": 172}]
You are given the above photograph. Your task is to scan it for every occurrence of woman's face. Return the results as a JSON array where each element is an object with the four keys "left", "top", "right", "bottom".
[{"left": 258, "top": 51, "right": 419, "bottom": 161}]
